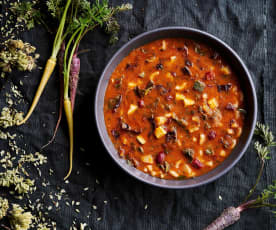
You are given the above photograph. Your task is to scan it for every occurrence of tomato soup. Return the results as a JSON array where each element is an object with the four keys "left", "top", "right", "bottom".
[{"left": 104, "top": 38, "right": 244, "bottom": 180}]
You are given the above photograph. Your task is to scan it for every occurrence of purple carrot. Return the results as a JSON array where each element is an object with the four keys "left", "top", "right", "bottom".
[
  {"left": 41, "top": 41, "right": 65, "bottom": 149},
  {"left": 69, "top": 52, "right": 80, "bottom": 111},
  {"left": 203, "top": 200, "right": 256, "bottom": 230}
]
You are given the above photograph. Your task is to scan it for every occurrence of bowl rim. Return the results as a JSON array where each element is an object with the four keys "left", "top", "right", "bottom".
[{"left": 94, "top": 26, "right": 257, "bottom": 189}]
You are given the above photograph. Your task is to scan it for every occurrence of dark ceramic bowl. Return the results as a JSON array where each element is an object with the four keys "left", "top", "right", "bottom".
[{"left": 95, "top": 27, "right": 257, "bottom": 189}]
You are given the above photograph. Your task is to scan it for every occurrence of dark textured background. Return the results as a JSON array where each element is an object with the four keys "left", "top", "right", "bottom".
[{"left": 1, "top": 0, "right": 276, "bottom": 229}]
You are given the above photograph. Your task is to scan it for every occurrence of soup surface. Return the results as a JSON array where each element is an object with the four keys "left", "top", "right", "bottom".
[{"left": 104, "top": 38, "right": 244, "bottom": 180}]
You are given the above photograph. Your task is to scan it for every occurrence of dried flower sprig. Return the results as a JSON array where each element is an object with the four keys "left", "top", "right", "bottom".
[
  {"left": 0, "top": 107, "right": 24, "bottom": 128},
  {"left": 9, "top": 204, "right": 33, "bottom": 230},
  {"left": 0, "top": 168, "right": 35, "bottom": 194},
  {"left": 10, "top": 1, "right": 44, "bottom": 30},
  {"left": 0, "top": 197, "right": 9, "bottom": 220},
  {"left": 255, "top": 122, "right": 276, "bottom": 147},
  {"left": 0, "top": 39, "right": 39, "bottom": 74},
  {"left": 245, "top": 122, "right": 276, "bottom": 201}
]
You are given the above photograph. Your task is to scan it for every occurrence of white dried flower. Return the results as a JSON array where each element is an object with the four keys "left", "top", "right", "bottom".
[
  {"left": 0, "top": 197, "right": 9, "bottom": 219},
  {"left": 9, "top": 204, "right": 33, "bottom": 230}
]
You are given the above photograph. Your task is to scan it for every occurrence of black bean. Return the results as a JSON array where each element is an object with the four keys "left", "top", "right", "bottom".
[
  {"left": 156, "top": 63, "right": 163, "bottom": 70},
  {"left": 181, "top": 66, "right": 191, "bottom": 76},
  {"left": 185, "top": 60, "right": 193, "bottom": 67},
  {"left": 208, "top": 130, "right": 216, "bottom": 140},
  {"left": 111, "top": 129, "right": 120, "bottom": 139},
  {"left": 217, "top": 83, "right": 232, "bottom": 92}
]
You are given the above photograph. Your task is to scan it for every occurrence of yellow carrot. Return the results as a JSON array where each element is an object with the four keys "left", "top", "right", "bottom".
[
  {"left": 18, "top": 57, "right": 56, "bottom": 125},
  {"left": 18, "top": 0, "right": 72, "bottom": 125},
  {"left": 63, "top": 98, "right": 73, "bottom": 180}
]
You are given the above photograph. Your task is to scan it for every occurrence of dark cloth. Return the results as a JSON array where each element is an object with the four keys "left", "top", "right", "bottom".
[{"left": 1, "top": 0, "right": 276, "bottom": 229}]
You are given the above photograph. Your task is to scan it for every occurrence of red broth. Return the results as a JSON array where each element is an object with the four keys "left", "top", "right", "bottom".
[{"left": 104, "top": 38, "right": 244, "bottom": 180}]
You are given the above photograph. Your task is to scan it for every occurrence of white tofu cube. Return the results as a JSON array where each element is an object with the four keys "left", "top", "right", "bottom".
[
  {"left": 128, "top": 82, "right": 137, "bottom": 89},
  {"left": 141, "top": 155, "right": 153, "bottom": 164},
  {"left": 128, "top": 104, "right": 138, "bottom": 115},
  {"left": 146, "top": 165, "right": 153, "bottom": 171},
  {"left": 202, "top": 93, "right": 208, "bottom": 99},
  {"left": 230, "top": 139, "right": 237, "bottom": 149},
  {"left": 136, "top": 135, "right": 146, "bottom": 145},
  {"left": 149, "top": 71, "right": 159, "bottom": 81},
  {"left": 199, "top": 134, "right": 206, "bottom": 145},
  {"left": 183, "top": 164, "right": 195, "bottom": 177},
  {"left": 189, "top": 126, "right": 199, "bottom": 133},
  {"left": 175, "top": 93, "right": 185, "bottom": 101},
  {"left": 203, "top": 104, "right": 212, "bottom": 115},
  {"left": 206, "top": 161, "right": 213, "bottom": 167},
  {"left": 166, "top": 72, "right": 174, "bottom": 81},
  {"left": 175, "top": 160, "right": 182, "bottom": 168},
  {"left": 155, "top": 116, "right": 167, "bottom": 126},
  {"left": 176, "top": 93, "right": 195, "bottom": 107},
  {"left": 227, "top": 129, "right": 234, "bottom": 134},
  {"left": 175, "top": 82, "right": 187, "bottom": 90},
  {"left": 236, "top": 127, "right": 242, "bottom": 137},
  {"left": 221, "top": 66, "right": 231, "bottom": 75},
  {"left": 138, "top": 72, "right": 145, "bottom": 78},
  {"left": 154, "top": 126, "right": 167, "bottom": 139},
  {"left": 161, "top": 40, "right": 166, "bottom": 50},
  {"left": 192, "top": 116, "right": 200, "bottom": 123},
  {"left": 169, "top": 170, "right": 179, "bottom": 178},
  {"left": 183, "top": 97, "right": 195, "bottom": 106},
  {"left": 170, "top": 56, "right": 177, "bottom": 61},
  {"left": 220, "top": 150, "right": 226, "bottom": 157},
  {"left": 208, "top": 98, "right": 218, "bottom": 109},
  {"left": 231, "top": 120, "right": 239, "bottom": 128}
]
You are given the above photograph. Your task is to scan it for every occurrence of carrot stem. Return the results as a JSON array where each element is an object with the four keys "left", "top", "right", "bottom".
[
  {"left": 52, "top": 0, "right": 72, "bottom": 57},
  {"left": 18, "top": 57, "right": 56, "bottom": 125},
  {"left": 63, "top": 98, "right": 74, "bottom": 180},
  {"left": 244, "top": 161, "right": 265, "bottom": 202}
]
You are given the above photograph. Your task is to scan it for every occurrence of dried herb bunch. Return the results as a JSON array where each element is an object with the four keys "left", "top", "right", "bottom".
[
  {"left": 0, "top": 197, "right": 9, "bottom": 220},
  {"left": 204, "top": 122, "right": 276, "bottom": 230},
  {"left": 9, "top": 204, "right": 33, "bottom": 230},
  {"left": 10, "top": 0, "right": 45, "bottom": 30},
  {"left": 0, "top": 39, "right": 39, "bottom": 74}
]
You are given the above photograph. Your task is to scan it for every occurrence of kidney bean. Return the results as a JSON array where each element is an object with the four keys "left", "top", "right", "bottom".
[
  {"left": 138, "top": 100, "right": 145, "bottom": 108},
  {"left": 156, "top": 152, "right": 166, "bottom": 164},
  {"left": 171, "top": 72, "right": 177, "bottom": 77},
  {"left": 118, "top": 146, "right": 125, "bottom": 157},
  {"left": 111, "top": 129, "right": 120, "bottom": 139},
  {"left": 191, "top": 158, "right": 203, "bottom": 169},
  {"left": 181, "top": 66, "right": 191, "bottom": 76},
  {"left": 166, "top": 95, "right": 174, "bottom": 101},
  {"left": 217, "top": 83, "right": 232, "bottom": 92},
  {"left": 205, "top": 71, "right": 215, "bottom": 80},
  {"left": 210, "top": 52, "right": 219, "bottom": 60},
  {"left": 185, "top": 60, "right": 193, "bottom": 67},
  {"left": 177, "top": 45, "right": 188, "bottom": 55},
  {"left": 156, "top": 63, "right": 163, "bottom": 70},
  {"left": 208, "top": 130, "right": 216, "bottom": 140},
  {"left": 225, "top": 103, "right": 235, "bottom": 111}
]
